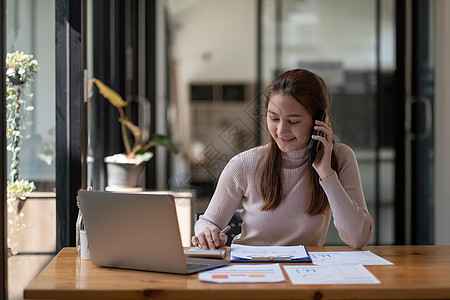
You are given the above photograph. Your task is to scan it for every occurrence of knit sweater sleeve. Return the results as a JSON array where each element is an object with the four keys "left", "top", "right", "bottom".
[
  {"left": 320, "top": 143, "right": 374, "bottom": 249},
  {"left": 194, "top": 154, "right": 245, "bottom": 235}
]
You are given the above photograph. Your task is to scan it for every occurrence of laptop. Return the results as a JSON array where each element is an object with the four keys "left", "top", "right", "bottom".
[{"left": 77, "top": 190, "right": 229, "bottom": 274}]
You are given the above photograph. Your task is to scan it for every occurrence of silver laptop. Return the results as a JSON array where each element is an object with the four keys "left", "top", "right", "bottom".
[{"left": 78, "top": 190, "right": 229, "bottom": 274}]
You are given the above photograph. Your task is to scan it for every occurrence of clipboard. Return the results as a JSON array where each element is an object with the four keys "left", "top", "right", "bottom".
[{"left": 230, "top": 244, "right": 313, "bottom": 263}]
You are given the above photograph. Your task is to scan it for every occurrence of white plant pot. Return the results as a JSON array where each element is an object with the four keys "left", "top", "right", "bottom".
[{"left": 105, "top": 161, "right": 147, "bottom": 188}]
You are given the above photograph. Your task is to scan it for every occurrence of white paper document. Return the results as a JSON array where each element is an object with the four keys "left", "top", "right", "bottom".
[
  {"left": 230, "top": 244, "right": 308, "bottom": 261},
  {"left": 309, "top": 251, "right": 393, "bottom": 265},
  {"left": 284, "top": 265, "right": 380, "bottom": 285},
  {"left": 198, "top": 263, "right": 285, "bottom": 283}
]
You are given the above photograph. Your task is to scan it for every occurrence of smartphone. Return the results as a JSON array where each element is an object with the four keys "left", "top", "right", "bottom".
[{"left": 307, "top": 111, "right": 326, "bottom": 166}]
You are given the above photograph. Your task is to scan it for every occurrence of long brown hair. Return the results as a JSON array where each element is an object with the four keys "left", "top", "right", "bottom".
[{"left": 257, "top": 69, "right": 339, "bottom": 215}]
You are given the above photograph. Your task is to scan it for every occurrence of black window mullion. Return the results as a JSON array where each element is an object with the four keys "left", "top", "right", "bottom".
[
  {"left": 410, "top": 0, "right": 434, "bottom": 244},
  {"left": 55, "top": 0, "right": 84, "bottom": 251},
  {"left": 394, "top": 0, "right": 407, "bottom": 245},
  {"left": 145, "top": 0, "right": 156, "bottom": 189},
  {"left": 91, "top": 0, "right": 111, "bottom": 190}
]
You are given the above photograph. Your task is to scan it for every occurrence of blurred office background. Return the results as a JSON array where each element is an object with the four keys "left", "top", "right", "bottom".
[{"left": 2, "top": 0, "right": 450, "bottom": 298}]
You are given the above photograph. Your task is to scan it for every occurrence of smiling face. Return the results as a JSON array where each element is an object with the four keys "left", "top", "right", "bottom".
[{"left": 267, "top": 93, "right": 314, "bottom": 153}]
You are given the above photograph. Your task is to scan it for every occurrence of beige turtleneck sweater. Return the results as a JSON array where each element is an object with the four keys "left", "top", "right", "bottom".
[{"left": 194, "top": 142, "right": 374, "bottom": 249}]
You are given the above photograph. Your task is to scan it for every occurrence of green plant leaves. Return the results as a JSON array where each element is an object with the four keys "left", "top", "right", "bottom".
[
  {"left": 146, "top": 134, "right": 178, "bottom": 153},
  {"left": 89, "top": 78, "right": 178, "bottom": 158}
]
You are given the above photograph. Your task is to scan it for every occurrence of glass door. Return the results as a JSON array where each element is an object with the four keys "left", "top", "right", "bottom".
[
  {"left": 167, "top": 0, "right": 398, "bottom": 244},
  {"left": 260, "top": 0, "right": 397, "bottom": 245}
]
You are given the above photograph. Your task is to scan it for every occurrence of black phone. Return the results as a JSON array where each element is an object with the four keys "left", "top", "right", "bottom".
[{"left": 307, "top": 111, "right": 326, "bottom": 166}]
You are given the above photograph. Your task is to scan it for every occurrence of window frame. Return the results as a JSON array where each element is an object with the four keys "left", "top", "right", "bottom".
[
  {"left": 1, "top": 0, "right": 8, "bottom": 298},
  {"left": 55, "top": 0, "right": 86, "bottom": 251}
]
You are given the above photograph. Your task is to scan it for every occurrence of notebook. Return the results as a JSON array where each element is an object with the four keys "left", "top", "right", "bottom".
[{"left": 77, "top": 190, "right": 229, "bottom": 274}]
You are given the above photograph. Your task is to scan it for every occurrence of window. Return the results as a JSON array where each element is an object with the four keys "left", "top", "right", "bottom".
[{"left": 5, "top": 0, "right": 57, "bottom": 298}]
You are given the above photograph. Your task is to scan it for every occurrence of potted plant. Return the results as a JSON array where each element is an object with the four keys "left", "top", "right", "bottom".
[
  {"left": 89, "top": 79, "right": 177, "bottom": 189},
  {"left": 5, "top": 51, "right": 38, "bottom": 255}
]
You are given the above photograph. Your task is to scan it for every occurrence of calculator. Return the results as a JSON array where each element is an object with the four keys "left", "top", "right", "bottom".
[{"left": 183, "top": 248, "right": 227, "bottom": 259}]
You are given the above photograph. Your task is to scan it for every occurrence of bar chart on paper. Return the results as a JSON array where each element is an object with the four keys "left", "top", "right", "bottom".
[
  {"left": 309, "top": 251, "right": 393, "bottom": 265},
  {"left": 284, "top": 265, "right": 380, "bottom": 284},
  {"left": 198, "top": 264, "right": 285, "bottom": 283}
]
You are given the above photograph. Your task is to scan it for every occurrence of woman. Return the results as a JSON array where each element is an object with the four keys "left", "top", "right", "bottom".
[{"left": 192, "top": 69, "right": 374, "bottom": 250}]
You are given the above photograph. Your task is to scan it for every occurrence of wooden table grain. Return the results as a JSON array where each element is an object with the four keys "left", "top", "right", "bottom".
[{"left": 24, "top": 246, "right": 450, "bottom": 299}]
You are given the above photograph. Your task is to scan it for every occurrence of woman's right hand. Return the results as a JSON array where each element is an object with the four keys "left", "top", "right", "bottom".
[{"left": 191, "top": 225, "right": 228, "bottom": 250}]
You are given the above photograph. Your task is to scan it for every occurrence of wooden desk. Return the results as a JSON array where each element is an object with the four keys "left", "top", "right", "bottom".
[{"left": 24, "top": 246, "right": 450, "bottom": 299}]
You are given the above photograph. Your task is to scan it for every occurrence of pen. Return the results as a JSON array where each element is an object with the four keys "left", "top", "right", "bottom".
[
  {"left": 250, "top": 256, "right": 292, "bottom": 261},
  {"left": 221, "top": 225, "right": 231, "bottom": 234}
]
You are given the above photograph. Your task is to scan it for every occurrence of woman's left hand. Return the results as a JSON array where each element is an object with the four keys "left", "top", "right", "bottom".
[{"left": 311, "top": 117, "right": 335, "bottom": 180}]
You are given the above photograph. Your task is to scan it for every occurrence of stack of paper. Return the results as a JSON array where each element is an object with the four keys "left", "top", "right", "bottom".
[{"left": 199, "top": 245, "right": 393, "bottom": 285}]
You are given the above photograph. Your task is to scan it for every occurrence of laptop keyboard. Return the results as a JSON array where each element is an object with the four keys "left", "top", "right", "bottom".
[{"left": 186, "top": 262, "right": 210, "bottom": 271}]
